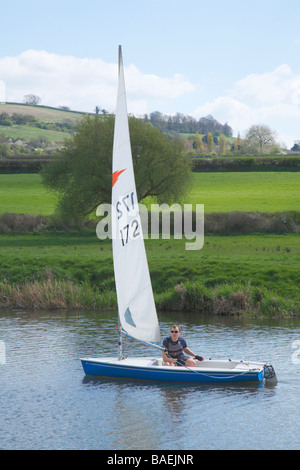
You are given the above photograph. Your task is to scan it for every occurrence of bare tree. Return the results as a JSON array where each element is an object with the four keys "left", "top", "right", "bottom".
[
  {"left": 23, "top": 94, "right": 41, "bottom": 105},
  {"left": 245, "top": 125, "right": 276, "bottom": 154}
]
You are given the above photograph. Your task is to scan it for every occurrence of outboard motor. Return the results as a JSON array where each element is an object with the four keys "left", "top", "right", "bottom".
[{"left": 264, "top": 363, "right": 277, "bottom": 385}]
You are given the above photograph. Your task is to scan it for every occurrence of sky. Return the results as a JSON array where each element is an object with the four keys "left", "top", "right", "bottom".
[{"left": 1, "top": 0, "right": 300, "bottom": 147}]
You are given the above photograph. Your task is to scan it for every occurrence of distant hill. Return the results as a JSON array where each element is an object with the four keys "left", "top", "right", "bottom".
[
  {"left": 0, "top": 102, "right": 87, "bottom": 122},
  {"left": 0, "top": 102, "right": 88, "bottom": 154},
  {"left": 0, "top": 102, "right": 234, "bottom": 158}
]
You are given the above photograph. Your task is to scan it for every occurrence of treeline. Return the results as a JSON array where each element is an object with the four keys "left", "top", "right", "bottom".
[
  {"left": 0, "top": 155, "right": 56, "bottom": 173},
  {"left": 2, "top": 155, "right": 300, "bottom": 173},
  {"left": 143, "top": 111, "right": 233, "bottom": 136},
  {"left": 191, "top": 156, "right": 300, "bottom": 172}
]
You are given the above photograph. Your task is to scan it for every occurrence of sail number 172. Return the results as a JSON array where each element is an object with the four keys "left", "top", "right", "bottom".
[
  {"left": 116, "top": 191, "right": 140, "bottom": 246},
  {"left": 120, "top": 220, "right": 140, "bottom": 246}
]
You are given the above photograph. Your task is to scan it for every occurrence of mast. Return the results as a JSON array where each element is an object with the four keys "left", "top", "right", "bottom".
[{"left": 117, "top": 45, "right": 123, "bottom": 361}]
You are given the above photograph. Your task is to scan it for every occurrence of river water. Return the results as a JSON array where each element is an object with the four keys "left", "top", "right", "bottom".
[{"left": 1, "top": 309, "right": 300, "bottom": 450}]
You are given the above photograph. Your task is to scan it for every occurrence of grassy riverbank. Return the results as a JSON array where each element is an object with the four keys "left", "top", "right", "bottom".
[
  {"left": 1, "top": 232, "right": 299, "bottom": 316},
  {"left": 1, "top": 171, "right": 299, "bottom": 316}
]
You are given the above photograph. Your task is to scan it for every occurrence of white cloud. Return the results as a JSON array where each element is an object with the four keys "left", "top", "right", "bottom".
[
  {"left": 229, "top": 65, "right": 293, "bottom": 105},
  {"left": 0, "top": 49, "right": 194, "bottom": 114},
  {"left": 126, "top": 65, "right": 194, "bottom": 99},
  {"left": 193, "top": 96, "right": 254, "bottom": 133},
  {"left": 193, "top": 64, "right": 300, "bottom": 147},
  {"left": 229, "top": 64, "right": 300, "bottom": 107}
]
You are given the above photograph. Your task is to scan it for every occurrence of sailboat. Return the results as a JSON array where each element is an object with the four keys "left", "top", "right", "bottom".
[{"left": 81, "top": 46, "right": 276, "bottom": 384}]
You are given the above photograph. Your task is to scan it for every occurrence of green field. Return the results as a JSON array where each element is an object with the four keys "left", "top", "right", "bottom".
[
  {"left": 0, "top": 103, "right": 85, "bottom": 122},
  {"left": 0, "top": 174, "right": 57, "bottom": 215},
  {"left": 0, "top": 125, "right": 70, "bottom": 144},
  {"left": 0, "top": 103, "right": 84, "bottom": 145},
  {"left": 1, "top": 171, "right": 300, "bottom": 215},
  {"left": 184, "top": 172, "right": 300, "bottom": 212}
]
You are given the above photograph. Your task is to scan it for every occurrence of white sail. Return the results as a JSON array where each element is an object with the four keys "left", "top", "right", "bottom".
[{"left": 111, "top": 46, "right": 161, "bottom": 344}]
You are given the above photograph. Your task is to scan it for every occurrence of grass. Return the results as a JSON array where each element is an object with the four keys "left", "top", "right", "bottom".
[
  {"left": 0, "top": 232, "right": 300, "bottom": 316},
  {"left": 1, "top": 171, "right": 300, "bottom": 215},
  {"left": 0, "top": 103, "right": 85, "bottom": 122},
  {"left": 0, "top": 279, "right": 116, "bottom": 310},
  {"left": 1, "top": 171, "right": 299, "bottom": 315},
  {"left": 0, "top": 102, "right": 84, "bottom": 145},
  {"left": 184, "top": 172, "right": 300, "bottom": 212},
  {"left": 0, "top": 174, "right": 57, "bottom": 215},
  {"left": 0, "top": 125, "right": 70, "bottom": 144}
]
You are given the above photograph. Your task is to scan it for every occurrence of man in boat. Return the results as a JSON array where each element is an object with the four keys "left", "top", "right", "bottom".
[{"left": 162, "top": 324, "right": 203, "bottom": 367}]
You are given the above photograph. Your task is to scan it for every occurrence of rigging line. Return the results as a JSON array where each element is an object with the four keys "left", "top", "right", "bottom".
[
  {"left": 114, "top": 139, "right": 131, "bottom": 152},
  {"left": 120, "top": 329, "right": 163, "bottom": 350},
  {"left": 163, "top": 352, "right": 260, "bottom": 380}
]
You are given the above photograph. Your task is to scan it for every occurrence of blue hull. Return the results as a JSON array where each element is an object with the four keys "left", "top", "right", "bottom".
[{"left": 81, "top": 358, "right": 264, "bottom": 384}]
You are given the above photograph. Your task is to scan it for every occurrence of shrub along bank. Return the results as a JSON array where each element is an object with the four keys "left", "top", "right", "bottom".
[
  {"left": 191, "top": 155, "right": 300, "bottom": 172},
  {"left": 0, "top": 155, "right": 58, "bottom": 173},
  {"left": 1, "top": 155, "right": 300, "bottom": 173},
  {"left": 1, "top": 211, "right": 299, "bottom": 235}
]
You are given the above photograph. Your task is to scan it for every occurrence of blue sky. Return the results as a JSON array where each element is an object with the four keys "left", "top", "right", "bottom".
[{"left": 1, "top": 0, "right": 300, "bottom": 147}]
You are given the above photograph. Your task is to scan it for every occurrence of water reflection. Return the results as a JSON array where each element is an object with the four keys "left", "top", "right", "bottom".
[
  {"left": 81, "top": 374, "right": 278, "bottom": 450},
  {"left": 82, "top": 373, "right": 277, "bottom": 407}
]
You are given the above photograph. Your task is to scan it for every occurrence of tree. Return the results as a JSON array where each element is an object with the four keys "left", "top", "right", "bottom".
[
  {"left": 223, "top": 122, "right": 233, "bottom": 137},
  {"left": 0, "top": 134, "right": 10, "bottom": 156},
  {"left": 291, "top": 141, "right": 300, "bottom": 152},
  {"left": 194, "top": 132, "right": 204, "bottom": 153},
  {"left": 219, "top": 134, "right": 226, "bottom": 155},
  {"left": 23, "top": 94, "right": 41, "bottom": 105},
  {"left": 41, "top": 115, "right": 192, "bottom": 220},
  {"left": 245, "top": 125, "right": 276, "bottom": 154},
  {"left": 207, "top": 132, "right": 214, "bottom": 153}
]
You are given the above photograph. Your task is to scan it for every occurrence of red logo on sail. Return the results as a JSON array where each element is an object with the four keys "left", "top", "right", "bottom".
[{"left": 112, "top": 169, "right": 126, "bottom": 187}]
